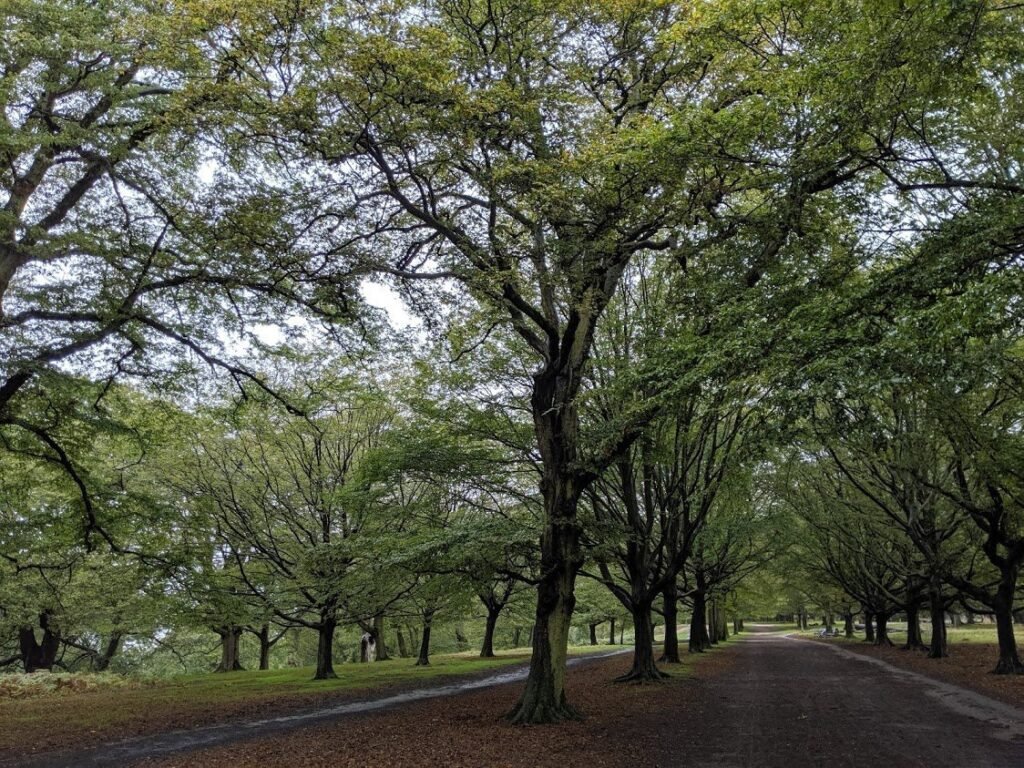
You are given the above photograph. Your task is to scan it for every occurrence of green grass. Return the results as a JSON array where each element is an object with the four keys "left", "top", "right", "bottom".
[
  {"left": 795, "top": 622, "right": 1024, "bottom": 645},
  {"left": 0, "top": 644, "right": 618, "bottom": 753}
]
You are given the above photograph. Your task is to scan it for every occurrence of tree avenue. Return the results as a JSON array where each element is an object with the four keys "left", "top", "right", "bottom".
[{"left": 1, "top": 0, "right": 1024, "bottom": 737}]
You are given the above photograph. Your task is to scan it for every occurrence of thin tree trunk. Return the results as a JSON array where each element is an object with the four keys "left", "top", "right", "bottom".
[
  {"left": 588, "top": 623, "right": 598, "bottom": 646},
  {"left": 689, "top": 590, "right": 711, "bottom": 652},
  {"left": 416, "top": 611, "right": 434, "bottom": 666},
  {"left": 608, "top": 617, "right": 616, "bottom": 645},
  {"left": 481, "top": 608, "right": 500, "bottom": 658},
  {"left": 660, "top": 583, "right": 680, "bottom": 663},
  {"left": 396, "top": 629, "right": 408, "bottom": 658},
  {"left": 927, "top": 588, "right": 948, "bottom": 659},
  {"left": 512, "top": 626, "right": 522, "bottom": 647},
  {"left": 373, "top": 613, "right": 390, "bottom": 661},
  {"left": 94, "top": 631, "right": 123, "bottom": 672}
]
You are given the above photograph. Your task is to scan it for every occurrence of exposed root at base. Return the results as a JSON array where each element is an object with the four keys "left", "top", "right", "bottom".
[
  {"left": 506, "top": 700, "right": 584, "bottom": 725},
  {"left": 613, "top": 669, "right": 671, "bottom": 684}
]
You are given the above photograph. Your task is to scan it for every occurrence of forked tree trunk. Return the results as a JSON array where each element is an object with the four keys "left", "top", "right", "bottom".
[
  {"left": 19, "top": 613, "right": 60, "bottom": 673},
  {"left": 314, "top": 614, "right": 337, "bottom": 680},
  {"left": 94, "top": 631, "right": 123, "bottom": 672},
  {"left": 416, "top": 610, "right": 434, "bottom": 666},
  {"left": 618, "top": 602, "right": 668, "bottom": 682},
  {"left": 660, "top": 583, "right": 680, "bottom": 663},
  {"left": 481, "top": 608, "right": 501, "bottom": 658}
]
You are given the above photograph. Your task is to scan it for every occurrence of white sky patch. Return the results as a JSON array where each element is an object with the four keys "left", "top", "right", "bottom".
[{"left": 360, "top": 279, "right": 418, "bottom": 329}]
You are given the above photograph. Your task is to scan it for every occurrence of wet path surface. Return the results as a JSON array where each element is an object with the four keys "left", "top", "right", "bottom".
[{"left": 657, "top": 633, "right": 1024, "bottom": 768}]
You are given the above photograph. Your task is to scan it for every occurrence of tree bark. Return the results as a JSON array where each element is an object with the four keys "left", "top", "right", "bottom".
[
  {"left": 844, "top": 613, "right": 854, "bottom": 639},
  {"left": 689, "top": 590, "right": 711, "bottom": 652},
  {"left": 416, "top": 611, "right": 434, "bottom": 666},
  {"left": 864, "top": 611, "right": 876, "bottom": 643},
  {"left": 214, "top": 626, "right": 243, "bottom": 673},
  {"left": 588, "top": 622, "right": 599, "bottom": 646},
  {"left": 19, "top": 612, "right": 60, "bottom": 673},
  {"left": 617, "top": 602, "right": 668, "bottom": 682},
  {"left": 314, "top": 614, "right": 337, "bottom": 680},
  {"left": 659, "top": 583, "right": 680, "bottom": 663},
  {"left": 507, "top": 455, "right": 582, "bottom": 723},
  {"left": 904, "top": 602, "right": 925, "bottom": 650},
  {"left": 481, "top": 608, "right": 500, "bottom": 658},
  {"left": 927, "top": 588, "right": 948, "bottom": 659},
  {"left": 608, "top": 617, "right": 616, "bottom": 645},
  {"left": 94, "top": 631, "right": 123, "bottom": 672},
  {"left": 994, "top": 603, "right": 1024, "bottom": 674},
  {"left": 396, "top": 629, "right": 409, "bottom": 658},
  {"left": 373, "top": 613, "right": 390, "bottom": 661},
  {"left": 874, "top": 613, "right": 894, "bottom": 647}
]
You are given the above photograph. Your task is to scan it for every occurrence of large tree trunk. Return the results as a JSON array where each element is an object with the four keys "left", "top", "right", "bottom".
[
  {"left": 874, "top": 613, "right": 894, "bottom": 647},
  {"left": 994, "top": 603, "right": 1024, "bottom": 674},
  {"left": 314, "top": 614, "right": 337, "bottom": 680},
  {"left": 373, "top": 613, "right": 390, "bottom": 661},
  {"left": 214, "top": 626, "right": 243, "bottom": 673},
  {"left": 588, "top": 623, "right": 599, "bottom": 646},
  {"left": 927, "top": 587, "right": 948, "bottom": 659},
  {"left": 481, "top": 608, "right": 501, "bottom": 658},
  {"left": 659, "top": 583, "right": 680, "bottom": 663},
  {"left": 844, "top": 613, "right": 854, "bottom": 639},
  {"left": 19, "top": 612, "right": 60, "bottom": 673},
  {"left": 864, "top": 611, "right": 875, "bottom": 643},
  {"left": 254, "top": 624, "right": 273, "bottom": 671},
  {"left": 993, "top": 567, "right": 1023, "bottom": 674},
  {"left": 507, "top": 444, "right": 582, "bottom": 723},
  {"left": 689, "top": 589, "right": 711, "bottom": 652},
  {"left": 618, "top": 602, "right": 668, "bottom": 682},
  {"left": 904, "top": 602, "right": 925, "bottom": 650},
  {"left": 416, "top": 610, "right": 434, "bottom": 666}
]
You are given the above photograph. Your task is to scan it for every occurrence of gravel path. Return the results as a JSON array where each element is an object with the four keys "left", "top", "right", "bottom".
[{"left": 655, "top": 632, "right": 1024, "bottom": 767}]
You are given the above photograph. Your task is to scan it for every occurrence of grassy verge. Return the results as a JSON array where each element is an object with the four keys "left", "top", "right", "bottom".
[{"left": 0, "top": 644, "right": 620, "bottom": 757}]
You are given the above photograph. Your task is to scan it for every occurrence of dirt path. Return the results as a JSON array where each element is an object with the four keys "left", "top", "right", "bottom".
[
  {"left": 650, "top": 632, "right": 1024, "bottom": 767},
  {"left": 8, "top": 634, "right": 1024, "bottom": 767}
]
